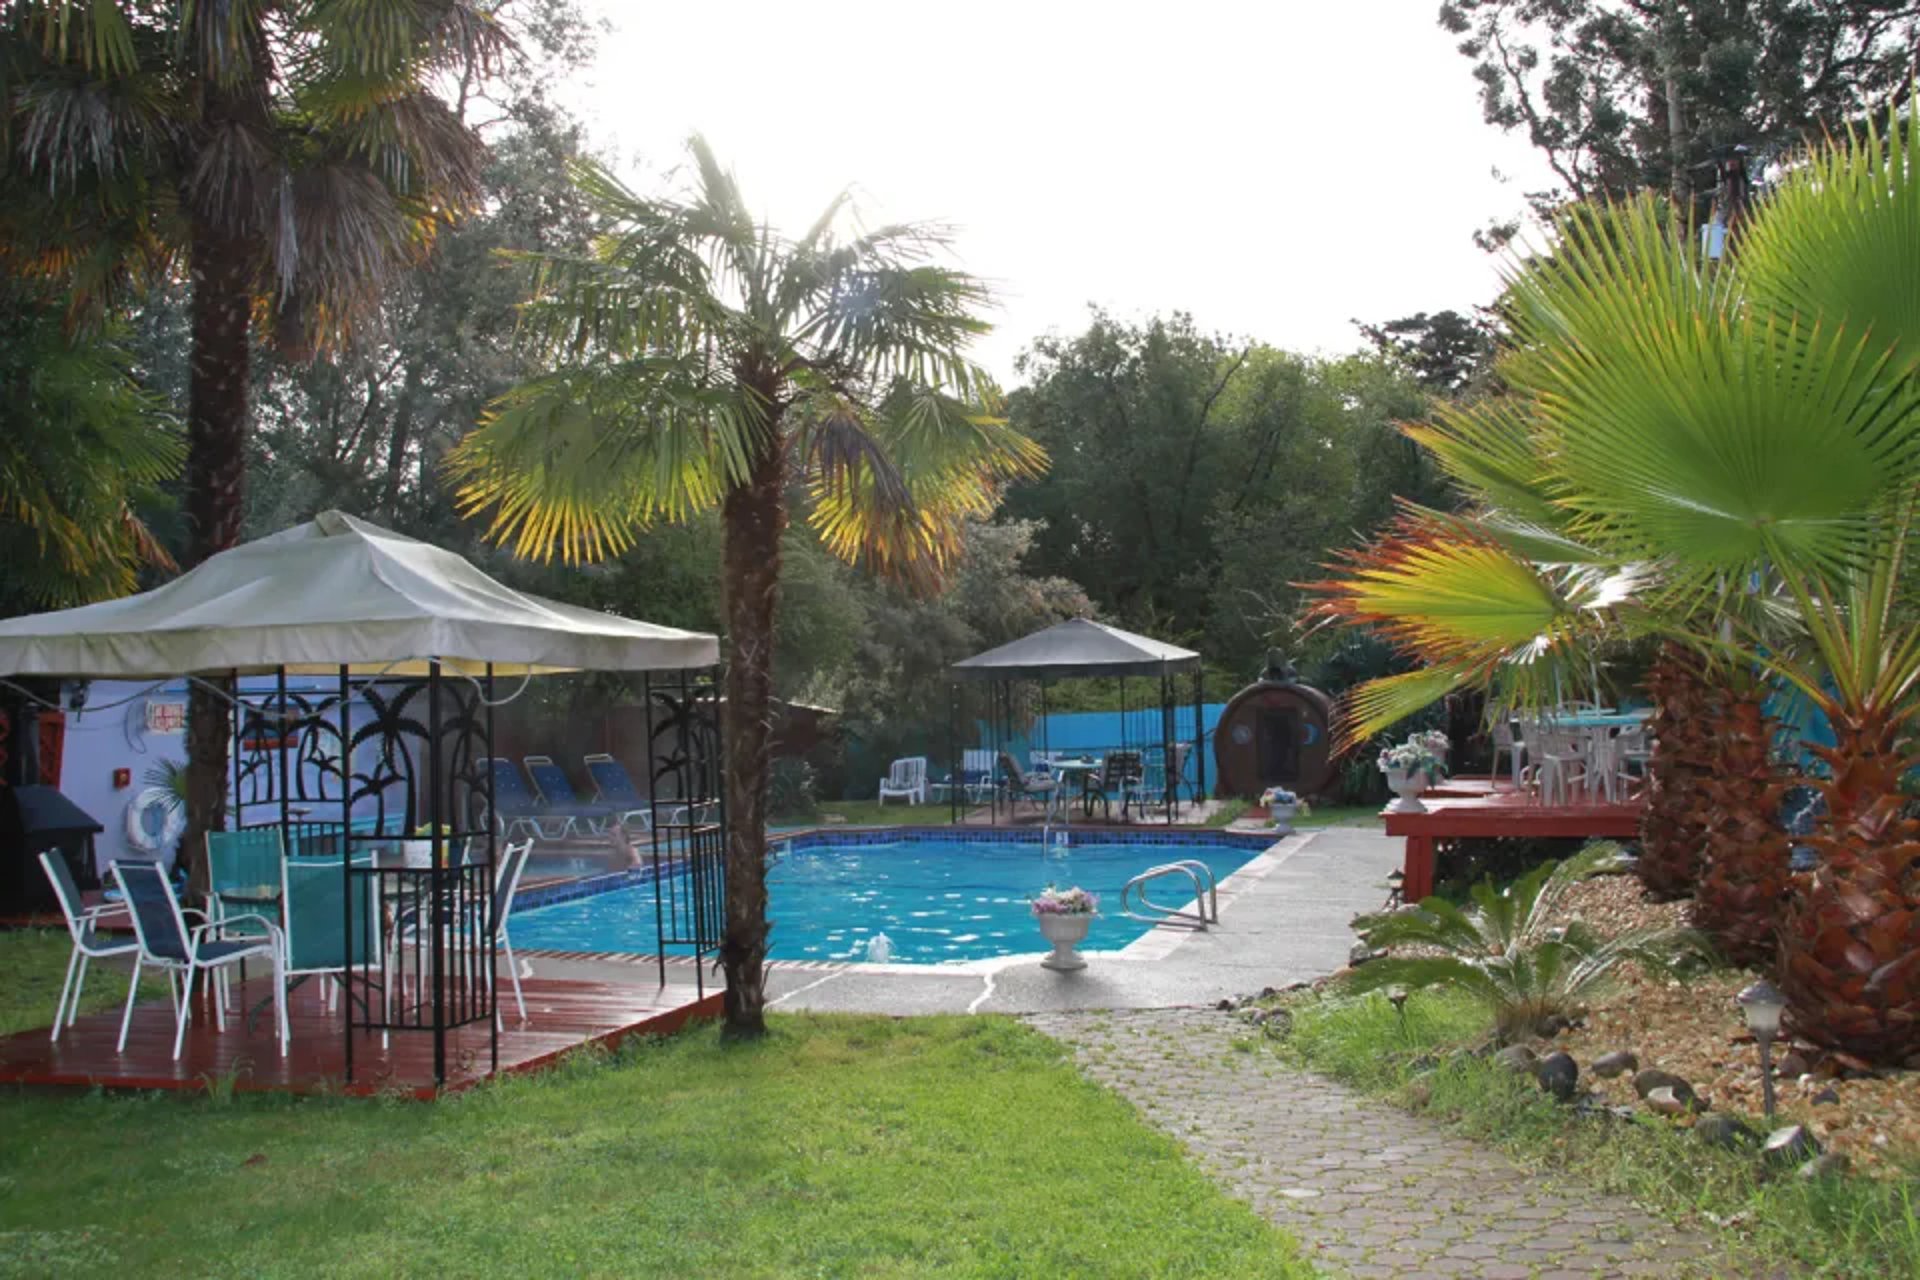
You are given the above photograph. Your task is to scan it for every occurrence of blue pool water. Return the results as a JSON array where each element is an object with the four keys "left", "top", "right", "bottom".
[{"left": 511, "top": 835, "right": 1266, "bottom": 964}]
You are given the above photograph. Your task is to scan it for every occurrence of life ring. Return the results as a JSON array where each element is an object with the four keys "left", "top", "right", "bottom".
[{"left": 125, "top": 786, "right": 187, "bottom": 855}]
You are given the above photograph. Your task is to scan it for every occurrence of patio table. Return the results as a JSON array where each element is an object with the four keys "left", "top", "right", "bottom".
[
  {"left": 1547, "top": 709, "right": 1652, "bottom": 729},
  {"left": 1044, "top": 758, "right": 1102, "bottom": 818}
]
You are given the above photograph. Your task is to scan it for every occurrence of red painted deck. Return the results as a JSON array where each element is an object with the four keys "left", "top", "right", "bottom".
[
  {"left": 0, "top": 974, "right": 721, "bottom": 1099},
  {"left": 1383, "top": 778, "right": 1644, "bottom": 900}
]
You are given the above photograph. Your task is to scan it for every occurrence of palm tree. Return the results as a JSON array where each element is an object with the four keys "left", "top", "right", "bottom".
[
  {"left": 0, "top": 2, "right": 508, "bottom": 879},
  {"left": 0, "top": 279, "right": 179, "bottom": 613},
  {"left": 1307, "top": 95, "right": 1920, "bottom": 1059},
  {"left": 448, "top": 140, "right": 1046, "bottom": 1035}
]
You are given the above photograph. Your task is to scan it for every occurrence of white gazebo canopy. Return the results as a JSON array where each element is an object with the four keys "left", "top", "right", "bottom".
[{"left": 0, "top": 510, "right": 718, "bottom": 679}]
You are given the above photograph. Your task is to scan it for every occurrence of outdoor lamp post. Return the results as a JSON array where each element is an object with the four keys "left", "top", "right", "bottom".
[
  {"left": 1736, "top": 979, "right": 1787, "bottom": 1121},
  {"left": 1387, "top": 985, "right": 1409, "bottom": 1039}
]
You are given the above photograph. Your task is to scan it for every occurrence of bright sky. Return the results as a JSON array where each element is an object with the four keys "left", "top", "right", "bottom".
[{"left": 564, "top": 0, "right": 1554, "bottom": 382}]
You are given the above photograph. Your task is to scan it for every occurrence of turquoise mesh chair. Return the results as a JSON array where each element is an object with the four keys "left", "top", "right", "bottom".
[
  {"left": 206, "top": 829, "right": 285, "bottom": 958},
  {"left": 278, "top": 854, "right": 379, "bottom": 1043}
]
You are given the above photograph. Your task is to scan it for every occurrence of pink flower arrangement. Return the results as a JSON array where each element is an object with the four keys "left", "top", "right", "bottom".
[{"left": 1031, "top": 885, "right": 1099, "bottom": 916}]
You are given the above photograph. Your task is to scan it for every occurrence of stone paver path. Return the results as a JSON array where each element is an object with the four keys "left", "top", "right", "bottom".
[{"left": 1029, "top": 1008, "right": 1748, "bottom": 1280}]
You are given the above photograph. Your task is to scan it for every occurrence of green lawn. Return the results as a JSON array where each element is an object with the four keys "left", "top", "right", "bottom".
[
  {"left": 0, "top": 1011, "right": 1312, "bottom": 1279},
  {"left": 0, "top": 929, "right": 167, "bottom": 1039}
]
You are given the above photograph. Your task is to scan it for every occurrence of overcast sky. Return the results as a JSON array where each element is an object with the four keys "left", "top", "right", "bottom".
[{"left": 562, "top": 0, "right": 1555, "bottom": 382}]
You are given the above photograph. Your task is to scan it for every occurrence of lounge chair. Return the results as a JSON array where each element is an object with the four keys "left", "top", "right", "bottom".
[
  {"left": 489, "top": 838, "right": 535, "bottom": 1023},
  {"left": 111, "top": 859, "right": 285, "bottom": 1059},
  {"left": 39, "top": 851, "right": 142, "bottom": 1043},
  {"left": 877, "top": 757, "right": 928, "bottom": 805},
  {"left": 525, "top": 755, "right": 618, "bottom": 835},
  {"left": 584, "top": 753, "right": 715, "bottom": 832},
  {"left": 997, "top": 752, "right": 1060, "bottom": 817},
  {"left": 932, "top": 749, "right": 995, "bottom": 804},
  {"left": 486, "top": 758, "right": 566, "bottom": 840}
]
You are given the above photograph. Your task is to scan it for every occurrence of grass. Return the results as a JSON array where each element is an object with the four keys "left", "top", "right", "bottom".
[
  {"left": 0, "top": 929, "right": 166, "bottom": 1038},
  {"left": 0, "top": 1012, "right": 1314, "bottom": 1279},
  {"left": 1274, "top": 986, "right": 1920, "bottom": 1279}
]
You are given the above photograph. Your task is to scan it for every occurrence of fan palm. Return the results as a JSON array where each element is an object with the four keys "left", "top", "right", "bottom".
[
  {"left": 1309, "top": 93, "right": 1920, "bottom": 1059},
  {"left": 1349, "top": 843, "right": 1706, "bottom": 1042},
  {"left": 0, "top": 1, "right": 508, "bottom": 880},
  {"left": 448, "top": 140, "right": 1047, "bottom": 1035}
]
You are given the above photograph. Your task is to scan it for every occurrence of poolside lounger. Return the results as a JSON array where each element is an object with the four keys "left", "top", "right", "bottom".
[
  {"left": 583, "top": 753, "right": 714, "bottom": 832},
  {"left": 486, "top": 758, "right": 569, "bottom": 840},
  {"left": 524, "top": 755, "right": 619, "bottom": 835}
]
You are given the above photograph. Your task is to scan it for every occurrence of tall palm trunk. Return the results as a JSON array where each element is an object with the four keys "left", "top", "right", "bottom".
[
  {"left": 1638, "top": 645, "right": 1716, "bottom": 899},
  {"left": 717, "top": 405, "right": 787, "bottom": 1037},
  {"left": 179, "top": 221, "right": 254, "bottom": 891},
  {"left": 1691, "top": 683, "right": 1791, "bottom": 967},
  {"left": 1778, "top": 714, "right": 1920, "bottom": 1064}
]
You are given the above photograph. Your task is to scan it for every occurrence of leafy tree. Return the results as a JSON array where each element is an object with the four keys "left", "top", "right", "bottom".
[
  {"left": 1354, "top": 309, "right": 1498, "bottom": 395},
  {"left": 1439, "top": 0, "right": 1920, "bottom": 230},
  {"left": 448, "top": 140, "right": 1046, "bottom": 1035},
  {"left": 1005, "top": 314, "right": 1449, "bottom": 677},
  {"left": 0, "top": 1, "right": 508, "bottom": 881},
  {"left": 0, "top": 281, "right": 179, "bottom": 615}
]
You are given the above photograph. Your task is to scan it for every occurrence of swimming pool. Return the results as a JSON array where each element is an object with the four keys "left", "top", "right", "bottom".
[{"left": 510, "top": 831, "right": 1274, "bottom": 964}]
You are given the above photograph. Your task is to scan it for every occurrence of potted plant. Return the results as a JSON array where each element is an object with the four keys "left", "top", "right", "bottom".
[
  {"left": 1259, "top": 787, "right": 1305, "bottom": 832},
  {"left": 1377, "top": 734, "right": 1447, "bottom": 813},
  {"left": 1031, "top": 885, "right": 1098, "bottom": 971}
]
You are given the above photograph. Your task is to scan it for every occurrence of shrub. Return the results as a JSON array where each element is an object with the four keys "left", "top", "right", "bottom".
[{"left": 1349, "top": 842, "right": 1708, "bottom": 1042}]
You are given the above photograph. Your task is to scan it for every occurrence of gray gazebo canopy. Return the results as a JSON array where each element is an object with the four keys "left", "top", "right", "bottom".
[{"left": 951, "top": 618, "right": 1199, "bottom": 682}]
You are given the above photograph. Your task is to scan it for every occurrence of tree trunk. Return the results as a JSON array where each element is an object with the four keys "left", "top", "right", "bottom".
[
  {"left": 179, "top": 220, "right": 255, "bottom": 892},
  {"left": 1637, "top": 645, "right": 1715, "bottom": 900},
  {"left": 717, "top": 416, "right": 787, "bottom": 1037},
  {"left": 1691, "top": 682, "right": 1791, "bottom": 967}
]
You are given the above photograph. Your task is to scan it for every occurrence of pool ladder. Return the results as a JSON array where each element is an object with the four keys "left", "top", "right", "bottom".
[{"left": 1119, "top": 860, "right": 1219, "bottom": 931}]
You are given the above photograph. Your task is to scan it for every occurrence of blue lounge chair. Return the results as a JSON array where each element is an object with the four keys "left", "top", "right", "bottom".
[
  {"left": 524, "top": 755, "right": 618, "bottom": 835},
  {"left": 486, "top": 758, "right": 566, "bottom": 840},
  {"left": 39, "top": 852, "right": 142, "bottom": 1043},
  {"left": 583, "top": 753, "right": 717, "bottom": 831},
  {"left": 111, "top": 860, "right": 285, "bottom": 1059}
]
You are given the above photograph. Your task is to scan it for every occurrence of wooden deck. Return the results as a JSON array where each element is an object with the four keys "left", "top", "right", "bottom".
[
  {"left": 0, "top": 973, "right": 721, "bottom": 1099},
  {"left": 1383, "top": 777, "right": 1644, "bottom": 900}
]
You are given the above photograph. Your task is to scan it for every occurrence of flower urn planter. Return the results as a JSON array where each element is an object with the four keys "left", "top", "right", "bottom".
[
  {"left": 1384, "top": 767, "right": 1429, "bottom": 814},
  {"left": 1036, "top": 912, "right": 1092, "bottom": 971},
  {"left": 1268, "top": 802, "right": 1299, "bottom": 833}
]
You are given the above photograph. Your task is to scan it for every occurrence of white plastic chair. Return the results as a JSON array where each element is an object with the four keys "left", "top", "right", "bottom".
[
  {"left": 38, "top": 852, "right": 142, "bottom": 1042},
  {"left": 1491, "top": 718, "right": 1526, "bottom": 788},
  {"left": 877, "top": 757, "right": 928, "bottom": 805},
  {"left": 1533, "top": 726, "right": 1591, "bottom": 806}
]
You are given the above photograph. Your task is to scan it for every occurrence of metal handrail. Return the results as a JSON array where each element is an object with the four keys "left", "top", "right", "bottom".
[{"left": 1119, "top": 860, "right": 1219, "bottom": 930}]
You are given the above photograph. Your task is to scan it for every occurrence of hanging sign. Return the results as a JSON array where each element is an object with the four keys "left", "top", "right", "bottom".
[{"left": 145, "top": 701, "right": 188, "bottom": 734}]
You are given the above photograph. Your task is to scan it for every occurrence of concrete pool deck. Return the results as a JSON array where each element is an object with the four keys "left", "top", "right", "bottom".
[{"left": 520, "top": 824, "right": 1400, "bottom": 1015}]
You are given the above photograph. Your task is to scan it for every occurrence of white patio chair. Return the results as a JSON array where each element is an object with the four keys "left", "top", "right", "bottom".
[
  {"left": 38, "top": 852, "right": 142, "bottom": 1043},
  {"left": 111, "top": 859, "right": 285, "bottom": 1059},
  {"left": 1532, "top": 726, "right": 1592, "bottom": 806},
  {"left": 1491, "top": 718, "right": 1526, "bottom": 789},
  {"left": 877, "top": 757, "right": 928, "bottom": 805}
]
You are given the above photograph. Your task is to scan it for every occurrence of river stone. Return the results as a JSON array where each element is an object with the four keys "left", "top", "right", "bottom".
[
  {"left": 1493, "top": 1044, "right": 1538, "bottom": 1074},
  {"left": 1776, "top": 1050, "right": 1810, "bottom": 1078},
  {"left": 1811, "top": 1086, "right": 1840, "bottom": 1105},
  {"left": 1798, "top": 1152, "right": 1850, "bottom": 1179},
  {"left": 1695, "top": 1113, "right": 1758, "bottom": 1151},
  {"left": 1646, "top": 1086, "right": 1691, "bottom": 1117},
  {"left": 1633, "top": 1068, "right": 1693, "bottom": 1100},
  {"left": 1348, "top": 941, "right": 1380, "bottom": 967},
  {"left": 1535, "top": 1051, "right": 1579, "bottom": 1102},
  {"left": 1764, "top": 1124, "right": 1822, "bottom": 1165},
  {"left": 1591, "top": 1049, "right": 1639, "bottom": 1079}
]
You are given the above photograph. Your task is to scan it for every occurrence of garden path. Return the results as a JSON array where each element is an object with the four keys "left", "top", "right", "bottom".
[{"left": 1028, "top": 1007, "right": 1755, "bottom": 1280}]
